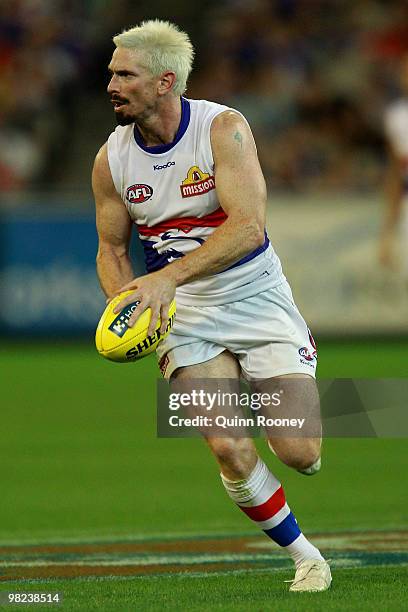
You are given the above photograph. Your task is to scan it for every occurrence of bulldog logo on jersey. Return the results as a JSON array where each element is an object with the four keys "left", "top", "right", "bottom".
[
  {"left": 126, "top": 184, "right": 153, "bottom": 204},
  {"left": 180, "top": 166, "right": 215, "bottom": 198}
]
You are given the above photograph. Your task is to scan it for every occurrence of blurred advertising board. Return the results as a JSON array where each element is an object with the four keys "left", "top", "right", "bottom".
[
  {"left": 0, "top": 195, "right": 406, "bottom": 337},
  {"left": 267, "top": 195, "right": 408, "bottom": 335},
  {"left": 0, "top": 206, "right": 144, "bottom": 337}
]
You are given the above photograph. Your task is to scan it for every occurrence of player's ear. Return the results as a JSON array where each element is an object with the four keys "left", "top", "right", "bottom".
[{"left": 157, "top": 71, "right": 176, "bottom": 96}]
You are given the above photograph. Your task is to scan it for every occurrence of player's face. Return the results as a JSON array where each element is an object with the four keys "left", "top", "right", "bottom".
[{"left": 107, "top": 47, "right": 159, "bottom": 125}]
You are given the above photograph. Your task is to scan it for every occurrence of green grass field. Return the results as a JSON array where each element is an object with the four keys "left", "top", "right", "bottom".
[{"left": 0, "top": 340, "right": 407, "bottom": 610}]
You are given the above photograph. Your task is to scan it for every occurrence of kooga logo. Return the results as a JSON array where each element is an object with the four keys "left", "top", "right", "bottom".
[{"left": 153, "top": 161, "right": 175, "bottom": 171}]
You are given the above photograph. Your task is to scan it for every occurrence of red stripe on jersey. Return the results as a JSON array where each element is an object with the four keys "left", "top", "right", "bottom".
[
  {"left": 239, "top": 486, "right": 286, "bottom": 522},
  {"left": 137, "top": 207, "right": 227, "bottom": 236}
]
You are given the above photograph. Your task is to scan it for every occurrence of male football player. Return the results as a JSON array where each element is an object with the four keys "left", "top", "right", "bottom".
[{"left": 93, "top": 20, "right": 331, "bottom": 592}]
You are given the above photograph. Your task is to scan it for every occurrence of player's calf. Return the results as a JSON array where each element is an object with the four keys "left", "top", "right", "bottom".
[
  {"left": 220, "top": 456, "right": 327, "bottom": 581},
  {"left": 205, "top": 430, "right": 328, "bottom": 589}
]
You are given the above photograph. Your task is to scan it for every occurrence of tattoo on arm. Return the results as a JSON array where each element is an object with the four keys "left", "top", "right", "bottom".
[{"left": 234, "top": 131, "right": 243, "bottom": 148}]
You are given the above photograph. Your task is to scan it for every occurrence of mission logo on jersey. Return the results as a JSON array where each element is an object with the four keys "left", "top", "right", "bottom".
[{"left": 180, "top": 166, "right": 215, "bottom": 198}]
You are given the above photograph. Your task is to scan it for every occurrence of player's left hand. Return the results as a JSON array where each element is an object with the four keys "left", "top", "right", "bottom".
[{"left": 113, "top": 271, "right": 176, "bottom": 335}]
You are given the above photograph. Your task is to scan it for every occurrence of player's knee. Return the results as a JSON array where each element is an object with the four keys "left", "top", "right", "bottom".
[
  {"left": 207, "top": 438, "right": 255, "bottom": 479},
  {"left": 297, "top": 455, "right": 321, "bottom": 476},
  {"left": 298, "top": 446, "right": 321, "bottom": 471},
  {"left": 271, "top": 441, "right": 320, "bottom": 472},
  {"left": 209, "top": 438, "right": 248, "bottom": 468},
  {"left": 289, "top": 452, "right": 320, "bottom": 472}
]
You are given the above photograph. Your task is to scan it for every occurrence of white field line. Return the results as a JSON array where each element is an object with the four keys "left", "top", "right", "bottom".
[
  {"left": 1, "top": 554, "right": 407, "bottom": 570},
  {"left": 1, "top": 560, "right": 407, "bottom": 583},
  {"left": 0, "top": 531, "right": 249, "bottom": 546},
  {"left": 0, "top": 527, "right": 406, "bottom": 547},
  {"left": 0, "top": 553, "right": 277, "bottom": 568}
]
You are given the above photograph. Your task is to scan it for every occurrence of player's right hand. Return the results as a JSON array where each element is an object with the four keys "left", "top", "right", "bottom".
[{"left": 113, "top": 270, "right": 177, "bottom": 336}]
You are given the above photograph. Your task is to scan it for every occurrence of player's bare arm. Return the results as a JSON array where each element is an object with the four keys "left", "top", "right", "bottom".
[
  {"left": 115, "top": 111, "right": 267, "bottom": 331},
  {"left": 168, "top": 110, "right": 267, "bottom": 279},
  {"left": 93, "top": 143, "right": 134, "bottom": 298},
  {"left": 379, "top": 143, "right": 405, "bottom": 267}
]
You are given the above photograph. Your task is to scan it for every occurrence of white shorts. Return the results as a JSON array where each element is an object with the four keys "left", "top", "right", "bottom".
[{"left": 156, "top": 279, "right": 318, "bottom": 380}]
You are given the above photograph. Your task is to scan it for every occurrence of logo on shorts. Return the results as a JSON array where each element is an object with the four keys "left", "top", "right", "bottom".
[
  {"left": 180, "top": 166, "right": 215, "bottom": 198},
  {"left": 126, "top": 184, "right": 153, "bottom": 204},
  {"left": 299, "top": 330, "right": 317, "bottom": 367},
  {"left": 299, "top": 347, "right": 315, "bottom": 362}
]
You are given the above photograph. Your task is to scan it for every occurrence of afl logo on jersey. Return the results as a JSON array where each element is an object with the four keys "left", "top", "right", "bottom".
[
  {"left": 126, "top": 184, "right": 153, "bottom": 204},
  {"left": 180, "top": 166, "right": 215, "bottom": 198}
]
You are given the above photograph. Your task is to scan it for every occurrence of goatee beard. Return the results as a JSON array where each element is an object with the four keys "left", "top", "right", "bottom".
[{"left": 115, "top": 112, "right": 136, "bottom": 126}]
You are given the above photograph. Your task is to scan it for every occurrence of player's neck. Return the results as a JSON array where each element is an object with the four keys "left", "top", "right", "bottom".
[{"left": 135, "top": 96, "right": 182, "bottom": 147}]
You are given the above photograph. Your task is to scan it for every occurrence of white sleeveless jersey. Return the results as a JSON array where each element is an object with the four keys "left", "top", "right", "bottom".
[{"left": 107, "top": 97, "right": 283, "bottom": 306}]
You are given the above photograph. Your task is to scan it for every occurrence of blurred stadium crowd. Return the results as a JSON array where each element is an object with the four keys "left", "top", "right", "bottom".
[{"left": 1, "top": 0, "right": 408, "bottom": 194}]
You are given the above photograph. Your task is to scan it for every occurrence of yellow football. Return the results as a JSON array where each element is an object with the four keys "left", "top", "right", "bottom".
[{"left": 95, "top": 291, "right": 176, "bottom": 362}]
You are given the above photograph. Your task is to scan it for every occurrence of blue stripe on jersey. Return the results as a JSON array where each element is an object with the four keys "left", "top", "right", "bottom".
[
  {"left": 134, "top": 97, "right": 191, "bottom": 154},
  {"left": 263, "top": 512, "right": 301, "bottom": 547},
  {"left": 141, "top": 241, "right": 185, "bottom": 273},
  {"left": 225, "top": 232, "right": 270, "bottom": 271},
  {"left": 141, "top": 232, "right": 270, "bottom": 274}
]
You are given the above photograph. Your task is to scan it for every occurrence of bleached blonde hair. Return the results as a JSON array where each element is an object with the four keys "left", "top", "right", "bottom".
[{"left": 113, "top": 20, "right": 194, "bottom": 96}]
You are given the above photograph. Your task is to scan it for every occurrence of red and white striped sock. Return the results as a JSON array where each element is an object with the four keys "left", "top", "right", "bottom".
[{"left": 221, "top": 458, "right": 324, "bottom": 568}]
